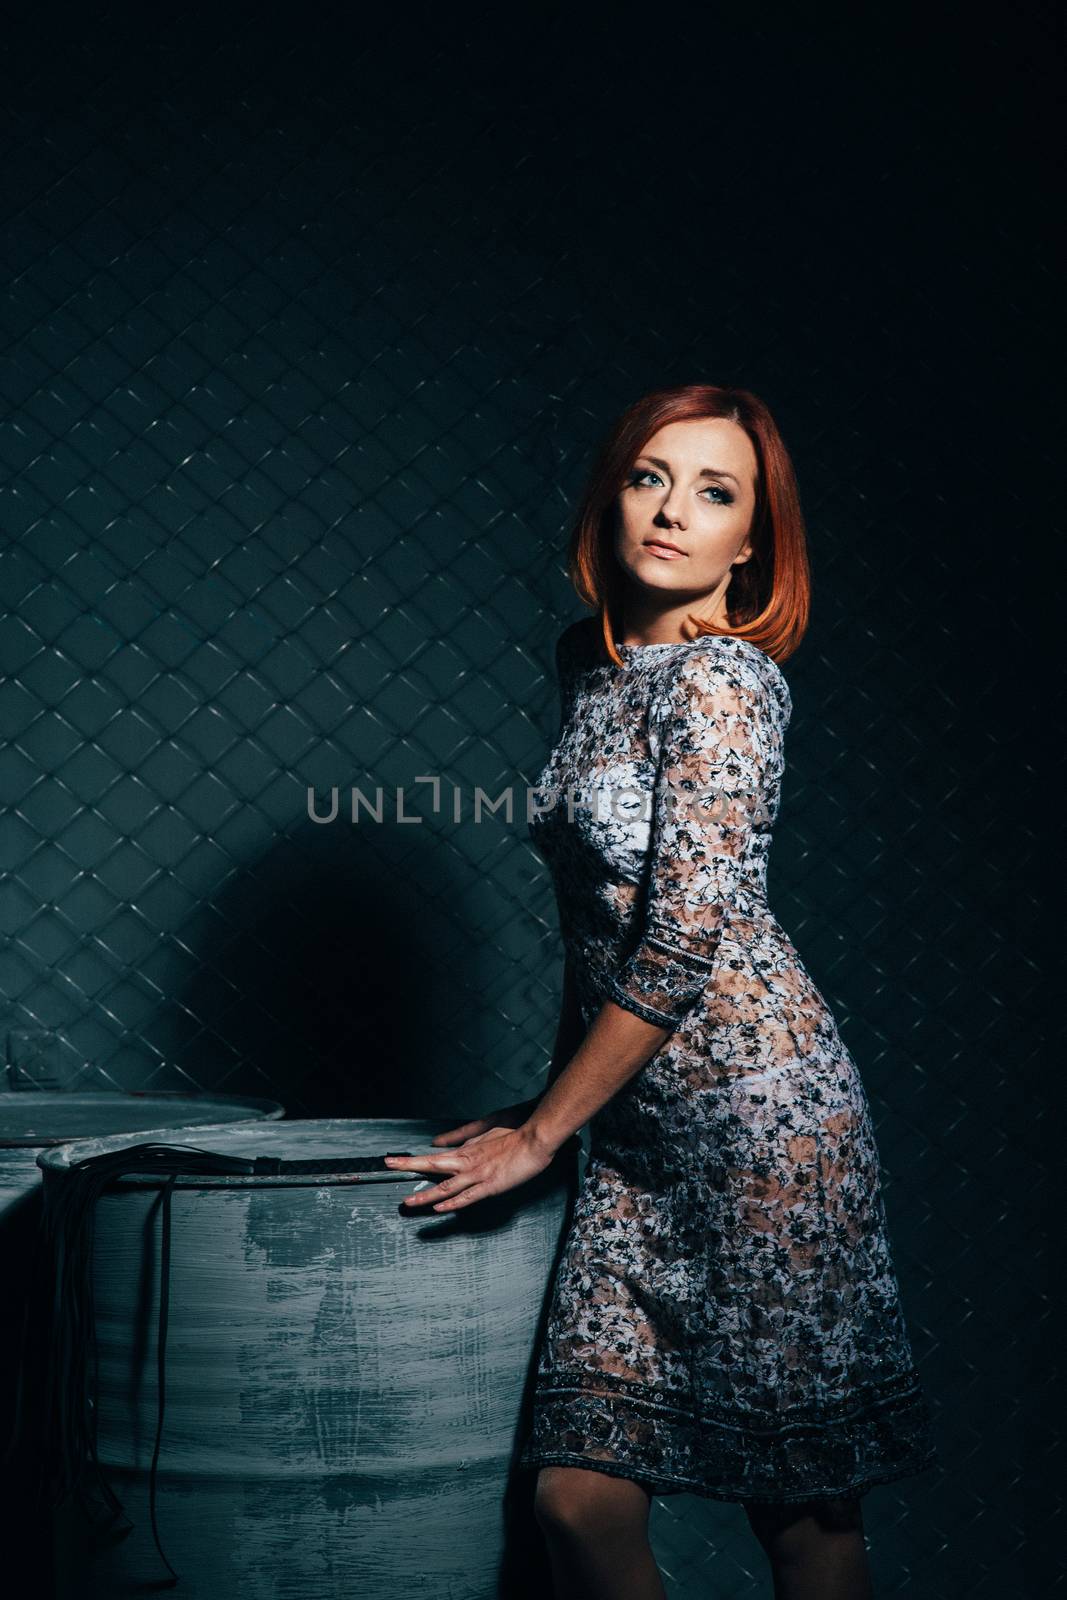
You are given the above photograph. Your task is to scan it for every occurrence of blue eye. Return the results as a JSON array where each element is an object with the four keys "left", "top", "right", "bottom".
[{"left": 629, "top": 469, "right": 734, "bottom": 506}]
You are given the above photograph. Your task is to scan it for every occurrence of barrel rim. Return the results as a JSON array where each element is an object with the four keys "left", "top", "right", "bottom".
[
  {"left": 35, "top": 1117, "right": 582, "bottom": 1189},
  {"left": 0, "top": 1091, "right": 285, "bottom": 1147}
]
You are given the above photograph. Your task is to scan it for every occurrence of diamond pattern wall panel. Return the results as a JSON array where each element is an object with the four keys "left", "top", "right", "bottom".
[{"left": 1, "top": 4, "right": 1056, "bottom": 1596}]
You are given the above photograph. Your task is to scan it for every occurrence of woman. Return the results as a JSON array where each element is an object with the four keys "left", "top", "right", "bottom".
[{"left": 384, "top": 384, "right": 939, "bottom": 1600}]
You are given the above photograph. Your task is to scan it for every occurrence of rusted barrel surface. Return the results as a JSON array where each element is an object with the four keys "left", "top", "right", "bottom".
[
  {"left": 0, "top": 1092, "right": 284, "bottom": 1573},
  {"left": 40, "top": 1118, "right": 578, "bottom": 1600}
]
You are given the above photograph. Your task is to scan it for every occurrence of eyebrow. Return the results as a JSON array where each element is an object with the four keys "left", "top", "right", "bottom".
[{"left": 637, "top": 454, "right": 742, "bottom": 488}]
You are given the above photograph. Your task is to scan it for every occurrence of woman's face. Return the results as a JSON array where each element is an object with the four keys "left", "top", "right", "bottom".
[{"left": 613, "top": 417, "right": 758, "bottom": 620}]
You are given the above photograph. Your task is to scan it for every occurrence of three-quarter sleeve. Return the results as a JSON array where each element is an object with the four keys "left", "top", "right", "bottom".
[{"left": 605, "top": 648, "right": 771, "bottom": 1030}]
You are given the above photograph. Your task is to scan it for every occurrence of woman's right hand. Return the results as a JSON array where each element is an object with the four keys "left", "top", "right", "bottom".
[{"left": 431, "top": 1097, "right": 540, "bottom": 1149}]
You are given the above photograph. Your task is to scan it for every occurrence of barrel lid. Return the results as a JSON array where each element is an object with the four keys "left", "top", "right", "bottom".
[{"left": 0, "top": 1091, "right": 284, "bottom": 1147}]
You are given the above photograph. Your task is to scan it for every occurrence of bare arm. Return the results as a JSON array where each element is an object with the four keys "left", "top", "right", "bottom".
[
  {"left": 525, "top": 997, "right": 671, "bottom": 1151},
  {"left": 528, "top": 648, "right": 773, "bottom": 1153},
  {"left": 386, "top": 647, "right": 773, "bottom": 1210}
]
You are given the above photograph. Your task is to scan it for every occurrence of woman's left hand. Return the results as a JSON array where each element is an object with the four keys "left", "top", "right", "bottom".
[{"left": 382, "top": 1124, "right": 556, "bottom": 1214}]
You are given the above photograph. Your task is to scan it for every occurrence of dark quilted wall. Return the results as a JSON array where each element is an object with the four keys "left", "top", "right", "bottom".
[{"left": 1, "top": 4, "right": 1055, "bottom": 1595}]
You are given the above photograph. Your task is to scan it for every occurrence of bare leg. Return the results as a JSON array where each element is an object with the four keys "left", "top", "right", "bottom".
[
  {"left": 534, "top": 1465, "right": 668, "bottom": 1600},
  {"left": 744, "top": 1495, "right": 873, "bottom": 1600}
]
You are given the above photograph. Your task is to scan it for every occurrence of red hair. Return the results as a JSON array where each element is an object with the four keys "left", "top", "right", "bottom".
[{"left": 565, "top": 383, "right": 811, "bottom": 667}]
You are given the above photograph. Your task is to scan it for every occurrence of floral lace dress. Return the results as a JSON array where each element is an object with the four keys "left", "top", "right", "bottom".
[{"left": 517, "top": 619, "right": 938, "bottom": 1503}]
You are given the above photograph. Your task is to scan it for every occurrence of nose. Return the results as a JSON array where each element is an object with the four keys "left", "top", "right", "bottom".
[{"left": 652, "top": 484, "right": 687, "bottom": 528}]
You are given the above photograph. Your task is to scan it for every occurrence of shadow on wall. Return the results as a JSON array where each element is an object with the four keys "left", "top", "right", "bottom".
[{"left": 163, "top": 814, "right": 499, "bottom": 1119}]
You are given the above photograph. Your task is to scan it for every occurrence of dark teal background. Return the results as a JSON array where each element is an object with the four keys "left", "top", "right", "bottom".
[{"left": 1, "top": 3, "right": 1054, "bottom": 1594}]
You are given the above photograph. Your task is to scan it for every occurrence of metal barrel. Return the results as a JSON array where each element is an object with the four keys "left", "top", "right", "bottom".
[
  {"left": 38, "top": 1117, "right": 579, "bottom": 1600},
  {"left": 0, "top": 1092, "right": 285, "bottom": 1585}
]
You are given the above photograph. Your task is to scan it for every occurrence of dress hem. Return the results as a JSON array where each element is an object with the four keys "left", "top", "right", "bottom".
[
  {"left": 516, "top": 1446, "right": 940, "bottom": 1505},
  {"left": 517, "top": 1364, "right": 940, "bottom": 1504}
]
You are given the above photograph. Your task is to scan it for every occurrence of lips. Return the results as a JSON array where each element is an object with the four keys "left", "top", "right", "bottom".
[{"left": 643, "top": 539, "right": 687, "bottom": 558}]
